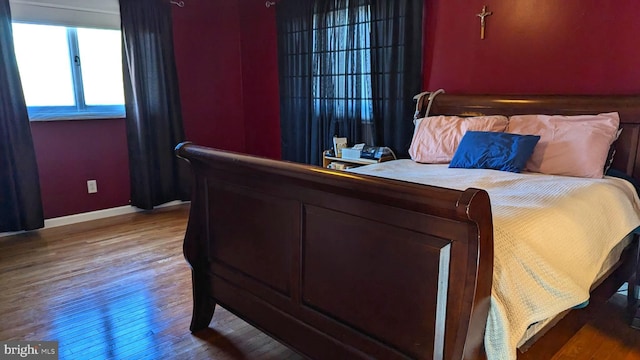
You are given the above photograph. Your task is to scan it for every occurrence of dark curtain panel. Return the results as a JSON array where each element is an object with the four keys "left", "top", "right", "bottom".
[
  {"left": 313, "top": 0, "right": 373, "bottom": 152},
  {"left": 277, "top": 1, "right": 315, "bottom": 164},
  {"left": 278, "top": 0, "right": 373, "bottom": 165},
  {"left": 370, "top": 0, "right": 423, "bottom": 157},
  {"left": 120, "top": 0, "right": 189, "bottom": 210},
  {"left": 278, "top": 0, "right": 422, "bottom": 164},
  {"left": 0, "top": 0, "right": 44, "bottom": 232}
]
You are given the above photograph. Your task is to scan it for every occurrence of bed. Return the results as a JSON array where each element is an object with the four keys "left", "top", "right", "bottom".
[{"left": 175, "top": 94, "right": 640, "bottom": 359}]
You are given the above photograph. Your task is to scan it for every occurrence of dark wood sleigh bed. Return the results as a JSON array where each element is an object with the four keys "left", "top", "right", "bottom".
[{"left": 175, "top": 94, "right": 640, "bottom": 359}]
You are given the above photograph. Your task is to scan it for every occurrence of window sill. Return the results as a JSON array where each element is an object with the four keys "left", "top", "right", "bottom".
[
  {"left": 27, "top": 107, "right": 126, "bottom": 121},
  {"left": 29, "top": 113, "right": 126, "bottom": 122}
]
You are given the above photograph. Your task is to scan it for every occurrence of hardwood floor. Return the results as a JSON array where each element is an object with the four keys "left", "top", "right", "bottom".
[
  {"left": 0, "top": 205, "right": 638, "bottom": 359},
  {"left": 0, "top": 205, "right": 299, "bottom": 360}
]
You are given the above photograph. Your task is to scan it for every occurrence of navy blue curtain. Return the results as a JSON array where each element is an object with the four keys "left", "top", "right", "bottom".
[
  {"left": 370, "top": 0, "right": 423, "bottom": 157},
  {"left": 277, "top": 0, "right": 315, "bottom": 164},
  {"left": 313, "top": 0, "right": 374, "bottom": 158},
  {"left": 120, "top": 0, "right": 189, "bottom": 210},
  {"left": 277, "top": 0, "right": 423, "bottom": 164},
  {"left": 277, "top": 0, "right": 373, "bottom": 165},
  {"left": 0, "top": 0, "right": 45, "bottom": 232}
]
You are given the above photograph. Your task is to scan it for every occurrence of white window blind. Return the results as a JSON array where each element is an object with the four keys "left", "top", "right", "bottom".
[{"left": 9, "top": 0, "right": 120, "bottom": 30}]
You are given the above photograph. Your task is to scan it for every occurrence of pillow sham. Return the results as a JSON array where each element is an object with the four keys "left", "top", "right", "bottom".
[
  {"left": 449, "top": 131, "right": 540, "bottom": 173},
  {"left": 409, "top": 115, "right": 509, "bottom": 163},
  {"left": 507, "top": 112, "right": 620, "bottom": 178}
]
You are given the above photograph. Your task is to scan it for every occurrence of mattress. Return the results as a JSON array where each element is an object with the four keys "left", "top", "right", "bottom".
[{"left": 348, "top": 160, "right": 640, "bottom": 360}]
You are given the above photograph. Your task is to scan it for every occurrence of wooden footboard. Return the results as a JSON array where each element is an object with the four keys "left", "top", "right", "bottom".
[{"left": 176, "top": 143, "right": 494, "bottom": 360}]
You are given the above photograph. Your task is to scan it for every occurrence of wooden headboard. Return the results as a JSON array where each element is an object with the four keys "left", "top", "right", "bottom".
[{"left": 417, "top": 94, "right": 640, "bottom": 180}]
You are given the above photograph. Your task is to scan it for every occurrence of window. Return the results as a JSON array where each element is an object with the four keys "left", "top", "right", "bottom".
[
  {"left": 312, "top": 3, "right": 373, "bottom": 123},
  {"left": 12, "top": 22, "right": 125, "bottom": 120}
]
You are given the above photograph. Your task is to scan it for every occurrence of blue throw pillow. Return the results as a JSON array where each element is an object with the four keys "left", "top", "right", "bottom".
[{"left": 449, "top": 131, "right": 541, "bottom": 173}]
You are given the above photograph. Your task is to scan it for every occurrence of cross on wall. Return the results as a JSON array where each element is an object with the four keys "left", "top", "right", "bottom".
[{"left": 477, "top": 5, "right": 493, "bottom": 39}]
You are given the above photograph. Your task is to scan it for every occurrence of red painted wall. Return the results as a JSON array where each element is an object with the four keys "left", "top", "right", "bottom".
[
  {"left": 31, "top": 119, "right": 130, "bottom": 219},
  {"left": 28, "top": 0, "right": 255, "bottom": 220},
  {"left": 172, "top": 0, "right": 246, "bottom": 153},
  {"left": 36, "top": 0, "right": 640, "bottom": 219},
  {"left": 424, "top": 0, "right": 640, "bottom": 94},
  {"left": 239, "top": 0, "right": 281, "bottom": 159},
  {"left": 172, "top": 0, "right": 281, "bottom": 159}
]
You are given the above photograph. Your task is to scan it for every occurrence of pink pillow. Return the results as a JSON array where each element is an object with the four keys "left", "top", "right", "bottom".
[
  {"left": 409, "top": 115, "right": 509, "bottom": 163},
  {"left": 507, "top": 112, "right": 620, "bottom": 178}
]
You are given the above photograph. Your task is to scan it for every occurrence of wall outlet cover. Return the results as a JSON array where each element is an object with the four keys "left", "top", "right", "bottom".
[{"left": 87, "top": 180, "right": 98, "bottom": 194}]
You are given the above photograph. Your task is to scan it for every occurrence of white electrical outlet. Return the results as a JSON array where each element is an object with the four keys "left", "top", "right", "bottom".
[{"left": 87, "top": 180, "right": 98, "bottom": 194}]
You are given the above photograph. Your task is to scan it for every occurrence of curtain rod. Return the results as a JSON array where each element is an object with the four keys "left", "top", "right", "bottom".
[{"left": 170, "top": 0, "right": 184, "bottom": 7}]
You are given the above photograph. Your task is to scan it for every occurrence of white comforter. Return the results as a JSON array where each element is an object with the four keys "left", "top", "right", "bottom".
[{"left": 348, "top": 160, "right": 640, "bottom": 360}]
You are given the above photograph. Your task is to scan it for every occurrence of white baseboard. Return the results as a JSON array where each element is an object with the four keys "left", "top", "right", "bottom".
[
  {"left": 0, "top": 200, "right": 188, "bottom": 238},
  {"left": 44, "top": 205, "right": 141, "bottom": 229}
]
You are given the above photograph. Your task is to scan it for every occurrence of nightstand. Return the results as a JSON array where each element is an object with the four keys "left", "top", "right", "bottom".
[{"left": 322, "top": 150, "right": 394, "bottom": 169}]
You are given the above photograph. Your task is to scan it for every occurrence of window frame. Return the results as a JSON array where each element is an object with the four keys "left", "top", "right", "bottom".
[{"left": 12, "top": 23, "right": 126, "bottom": 121}]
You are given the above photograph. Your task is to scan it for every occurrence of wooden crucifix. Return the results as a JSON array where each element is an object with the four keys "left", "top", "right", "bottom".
[{"left": 476, "top": 5, "right": 493, "bottom": 39}]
